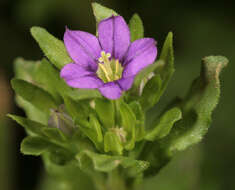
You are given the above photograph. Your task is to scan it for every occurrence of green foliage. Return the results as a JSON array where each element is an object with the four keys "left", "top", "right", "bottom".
[
  {"left": 129, "top": 14, "right": 144, "bottom": 42},
  {"left": 92, "top": 2, "right": 118, "bottom": 24},
  {"left": 9, "top": 3, "right": 228, "bottom": 189},
  {"left": 145, "top": 107, "right": 182, "bottom": 141},
  {"left": 119, "top": 101, "right": 136, "bottom": 150},
  {"left": 76, "top": 150, "right": 149, "bottom": 177},
  {"left": 21, "top": 136, "right": 50, "bottom": 156},
  {"left": 157, "top": 32, "right": 175, "bottom": 98},
  {"left": 142, "top": 56, "right": 227, "bottom": 176},
  {"left": 140, "top": 74, "right": 162, "bottom": 111},
  {"left": 30, "top": 26, "right": 72, "bottom": 69},
  {"left": 11, "top": 78, "right": 57, "bottom": 113},
  {"left": 104, "top": 131, "right": 123, "bottom": 155},
  {"left": 95, "top": 98, "right": 115, "bottom": 128},
  {"left": 163, "top": 56, "right": 228, "bottom": 155}
]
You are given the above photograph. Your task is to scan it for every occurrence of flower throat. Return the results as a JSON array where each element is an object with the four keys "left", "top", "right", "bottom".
[{"left": 96, "top": 51, "right": 124, "bottom": 83}]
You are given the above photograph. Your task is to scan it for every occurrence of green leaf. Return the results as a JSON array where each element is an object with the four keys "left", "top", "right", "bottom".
[
  {"left": 145, "top": 107, "right": 182, "bottom": 141},
  {"left": 21, "top": 136, "right": 50, "bottom": 156},
  {"left": 34, "top": 59, "right": 64, "bottom": 103},
  {"left": 95, "top": 98, "right": 115, "bottom": 128},
  {"left": 119, "top": 101, "right": 136, "bottom": 150},
  {"left": 75, "top": 114, "right": 103, "bottom": 151},
  {"left": 140, "top": 74, "right": 162, "bottom": 111},
  {"left": 129, "top": 101, "right": 145, "bottom": 141},
  {"left": 13, "top": 58, "right": 49, "bottom": 124},
  {"left": 63, "top": 96, "right": 91, "bottom": 121},
  {"left": 129, "top": 14, "right": 144, "bottom": 42},
  {"left": 92, "top": 3, "right": 118, "bottom": 24},
  {"left": 11, "top": 78, "right": 57, "bottom": 113},
  {"left": 104, "top": 131, "right": 123, "bottom": 155},
  {"left": 30, "top": 26, "right": 72, "bottom": 69},
  {"left": 89, "top": 114, "right": 103, "bottom": 143},
  {"left": 76, "top": 150, "right": 149, "bottom": 177},
  {"left": 133, "top": 60, "right": 164, "bottom": 90},
  {"left": 156, "top": 32, "right": 174, "bottom": 99},
  {"left": 14, "top": 58, "right": 39, "bottom": 82},
  {"left": 163, "top": 56, "right": 228, "bottom": 155},
  {"left": 42, "top": 128, "right": 67, "bottom": 142},
  {"left": 7, "top": 114, "right": 46, "bottom": 136}
]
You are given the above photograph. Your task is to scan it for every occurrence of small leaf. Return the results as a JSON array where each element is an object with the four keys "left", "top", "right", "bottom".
[
  {"left": 95, "top": 98, "right": 115, "bottom": 128},
  {"left": 133, "top": 60, "right": 164, "bottom": 90},
  {"left": 140, "top": 74, "right": 162, "bottom": 111},
  {"left": 145, "top": 107, "right": 182, "bottom": 141},
  {"left": 119, "top": 101, "right": 136, "bottom": 150},
  {"left": 11, "top": 78, "right": 57, "bottom": 113},
  {"left": 129, "top": 14, "right": 144, "bottom": 42},
  {"left": 7, "top": 114, "right": 46, "bottom": 136},
  {"left": 21, "top": 136, "right": 50, "bottom": 156},
  {"left": 104, "top": 131, "right": 123, "bottom": 155},
  {"left": 42, "top": 128, "right": 67, "bottom": 142},
  {"left": 76, "top": 150, "right": 149, "bottom": 177},
  {"left": 30, "top": 26, "right": 72, "bottom": 69},
  {"left": 156, "top": 32, "right": 174, "bottom": 99},
  {"left": 75, "top": 114, "right": 103, "bottom": 151},
  {"left": 129, "top": 101, "right": 145, "bottom": 141},
  {"left": 64, "top": 96, "right": 91, "bottom": 121},
  {"left": 89, "top": 114, "right": 103, "bottom": 143},
  {"left": 92, "top": 3, "right": 118, "bottom": 24}
]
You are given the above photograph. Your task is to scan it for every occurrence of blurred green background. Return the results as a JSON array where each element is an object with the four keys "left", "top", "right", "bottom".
[{"left": 0, "top": 0, "right": 234, "bottom": 190}]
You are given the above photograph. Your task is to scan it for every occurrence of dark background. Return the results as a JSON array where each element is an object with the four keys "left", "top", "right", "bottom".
[{"left": 0, "top": 0, "right": 234, "bottom": 190}]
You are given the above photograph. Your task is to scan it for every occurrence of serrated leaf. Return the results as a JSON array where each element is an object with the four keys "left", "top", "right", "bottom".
[
  {"left": 140, "top": 74, "right": 162, "bottom": 111},
  {"left": 11, "top": 78, "right": 57, "bottom": 113},
  {"left": 129, "top": 13, "right": 144, "bottom": 42},
  {"left": 92, "top": 3, "right": 118, "bottom": 24},
  {"left": 164, "top": 56, "right": 228, "bottom": 155},
  {"left": 21, "top": 136, "right": 50, "bottom": 156},
  {"left": 104, "top": 131, "right": 123, "bottom": 155},
  {"left": 7, "top": 114, "right": 46, "bottom": 136},
  {"left": 76, "top": 150, "right": 149, "bottom": 177},
  {"left": 30, "top": 26, "right": 72, "bottom": 69},
  {"left": 95, "top": 98, "right": 115, "bottom": 128},
  {"left": 145, "top": 107, "right": 182, "bottom": 141}
]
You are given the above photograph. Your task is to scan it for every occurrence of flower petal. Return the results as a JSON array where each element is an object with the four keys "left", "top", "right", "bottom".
[
  {"left": 117, "top": 77, "right": 135, "bottom": 91},
  {"left": 64, "top": 28, "right": 101, "bottom": 71},
  {"left": 98, "top": 16, "right": 130, "bottom": 61},
  {"left": 60, "top": 63, "right": 103, "bottom": 88},
  {"left": 98, "top": 82, "right": 122, "bottom": 100},
  {"left": 123, "top": 38, "right": 157, "bottom": 78}
]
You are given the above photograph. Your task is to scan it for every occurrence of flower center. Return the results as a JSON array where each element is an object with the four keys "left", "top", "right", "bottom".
[{"left": 96, "top": 51, "right": 124, "bottom": 83}]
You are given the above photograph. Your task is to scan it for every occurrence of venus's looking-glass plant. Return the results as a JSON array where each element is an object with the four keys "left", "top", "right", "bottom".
[{"left": 8, "top": 3, "right": 228, "bottom": 190}]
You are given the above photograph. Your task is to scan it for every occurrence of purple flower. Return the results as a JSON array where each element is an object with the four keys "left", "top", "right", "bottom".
[{"left": 60, "top": 16, "right": 157, "bottom": 99}]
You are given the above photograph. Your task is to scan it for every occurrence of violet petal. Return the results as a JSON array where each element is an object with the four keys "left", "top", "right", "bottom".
[
  {"left": 98, "top": 16, "right": 130, "bottom": 61},
  {"left": 98, "top": 82, "right": 122, "bottom": 99},
  {"left": 60, "top": 63, "right": 103, "bottom": 88},
  {"left": 64, "top": 28, "right": 101, "bottom": 71},
  {"left": 117, "top": 77, "right": 135, "bottom": 91},
  {"left": 123, "top": 38, "right": 157, "bottom": 78}
]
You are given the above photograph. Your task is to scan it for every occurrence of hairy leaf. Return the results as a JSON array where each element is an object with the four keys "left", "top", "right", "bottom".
[
  {"left": 129, "top": 14, "right": 144, "bottom": 42},
  {"left": 31, "top": 26, "right": 72, "bottom": 69}
]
